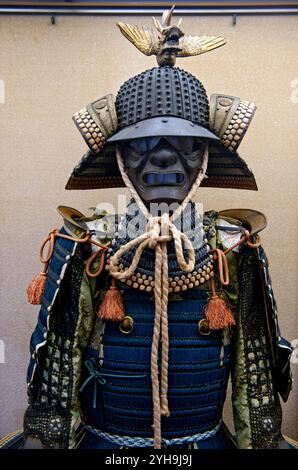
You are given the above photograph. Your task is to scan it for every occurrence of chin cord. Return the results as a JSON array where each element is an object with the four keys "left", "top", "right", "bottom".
[{"left": 104, "top": 145, "right": 209, "bottom": 449}]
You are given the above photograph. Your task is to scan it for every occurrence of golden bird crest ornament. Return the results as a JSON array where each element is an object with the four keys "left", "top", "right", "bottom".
[{"left": 118, "top": 5, "right": 226, "bottom": 67}]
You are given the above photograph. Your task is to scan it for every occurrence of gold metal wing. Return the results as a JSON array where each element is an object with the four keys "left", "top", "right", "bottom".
[
  {"left": 178, "top": 35, "right": 227, "bottom": 57},
  {"left": 117, "top": 22, "right": 159, "bottom": 56}
]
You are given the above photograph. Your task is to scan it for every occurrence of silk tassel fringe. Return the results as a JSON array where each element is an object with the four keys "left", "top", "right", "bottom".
[
  {"left": 98, "top": 277, "right": 125, "bottom": 321},
  {"left": 204, "top": 277, "right": 235, "bottom": 330}
]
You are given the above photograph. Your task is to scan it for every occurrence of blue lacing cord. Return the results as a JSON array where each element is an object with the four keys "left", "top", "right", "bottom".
[{"left": 79, "top": 360, "right": 147, "bottom": 408}]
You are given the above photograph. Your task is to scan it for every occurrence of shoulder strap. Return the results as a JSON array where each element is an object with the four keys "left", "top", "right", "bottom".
[{"left": 218, "top": 208, "right": 267, "bottom": 235}]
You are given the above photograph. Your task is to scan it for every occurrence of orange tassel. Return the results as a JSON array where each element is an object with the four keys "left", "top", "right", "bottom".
[
  {"left": 27, "top": 272, "right": 47, "bottom": 305},
  {"left": 204, "top": 278, "right": 235, "bottom": 330},
  {"left": 98, "top": 277, "right": 125, "bottom": 321}
]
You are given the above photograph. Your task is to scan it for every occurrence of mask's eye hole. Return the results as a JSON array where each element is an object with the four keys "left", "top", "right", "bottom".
[
  {"left": 193, "top": 140, "right": 204, "bottom": 152},
  {"left": 128, "top": 139, "right": 147, "bottom": 155},
  {"left": 128, "top": 138, "right": 160, "bottom": 155}
]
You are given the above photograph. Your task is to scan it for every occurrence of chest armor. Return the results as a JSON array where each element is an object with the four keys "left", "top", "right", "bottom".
[{"left": 80, "top": 286, "right": 232, "bottom": 438}]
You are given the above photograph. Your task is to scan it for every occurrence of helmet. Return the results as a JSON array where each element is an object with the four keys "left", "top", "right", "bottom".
[{"left": 66, "top": 11, "right": 257, "bottom": 192}]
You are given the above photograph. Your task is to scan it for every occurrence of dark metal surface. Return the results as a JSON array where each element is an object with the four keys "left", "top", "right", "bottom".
[
  {"left": 113, "top": 66, "right": 210, "bottom": 138},
  {"left": 108, "top": 116, "right": 218, "bottom": 142}
]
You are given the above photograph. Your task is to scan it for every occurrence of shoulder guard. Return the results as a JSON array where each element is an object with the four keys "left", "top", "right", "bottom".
[
  {"left": 57, "top": 205, "right": 88, "bottom": 238},
  {"left": 218, "top": 208, "right": 267, "bottom": 235},
  {"left": 57, "top": 205, "right": 117, "bottom": 242},
  {"left": 205, "top": 208, "right": 267, "bottom": 252}
]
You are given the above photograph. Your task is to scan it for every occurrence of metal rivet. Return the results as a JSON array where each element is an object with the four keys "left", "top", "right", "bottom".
[
  {"left": 198, "top": 319, "right": 211, "bottom": 336},
  {"left": 119, "top": 316, "right": 134, "bottom": 334}
]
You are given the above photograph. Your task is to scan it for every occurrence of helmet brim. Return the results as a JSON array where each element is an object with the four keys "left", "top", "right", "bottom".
[{"left": 107, "top": 116, "right": 219, "bottom": 143}]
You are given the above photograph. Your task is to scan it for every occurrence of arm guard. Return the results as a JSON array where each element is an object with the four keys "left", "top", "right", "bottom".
[
  {"left": 231, "top": 244, "right": 293, "bottom": 448},
  {"left": 24, "top": 213, "right": 106, "bottom": 448},
  {"left": 215, "top": 209, "right": 292, "bottom": 448}
]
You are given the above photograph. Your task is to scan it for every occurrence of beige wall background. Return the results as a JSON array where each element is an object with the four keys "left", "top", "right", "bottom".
[{"left": 0, "top": 13, "right": 297, "bottom": 441}]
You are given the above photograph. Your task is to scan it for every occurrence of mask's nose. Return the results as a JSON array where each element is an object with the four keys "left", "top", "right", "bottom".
[{"left": 148, "top": 139, "right": 178, "bottom": 168}]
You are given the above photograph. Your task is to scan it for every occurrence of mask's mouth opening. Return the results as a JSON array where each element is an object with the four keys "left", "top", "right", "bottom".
[{"left": 142, "top": 172, "right": 185, "bottom": 186}]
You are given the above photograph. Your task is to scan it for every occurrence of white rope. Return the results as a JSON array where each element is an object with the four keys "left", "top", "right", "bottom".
[{"left": 108, "top": 144, "right": 208, "bottom": 448}]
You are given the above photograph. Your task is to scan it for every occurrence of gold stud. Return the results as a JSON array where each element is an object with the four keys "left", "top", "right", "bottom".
[
  {"left": 119, "top": 316, "right": 134, "bottom": 334},
  {"left": 198, "top": 319, "right": 211, "bottom": 336}
]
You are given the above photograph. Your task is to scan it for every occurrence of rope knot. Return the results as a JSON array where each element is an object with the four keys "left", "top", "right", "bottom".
[{"left": 146, "top": 215, "right": 172, "bottom": 249}]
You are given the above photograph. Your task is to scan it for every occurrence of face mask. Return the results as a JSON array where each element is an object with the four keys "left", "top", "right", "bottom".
[{"left": 120, "top": 137, "right": 207, "bottom": 206}]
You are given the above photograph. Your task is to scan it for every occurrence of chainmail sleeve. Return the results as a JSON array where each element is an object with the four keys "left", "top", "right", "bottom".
[
  {"left": 23, "top": 237, "right": 99, "bottom": 449},
  {"left": 231, "top": 244, "right": 284, "bottom": 449}
]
